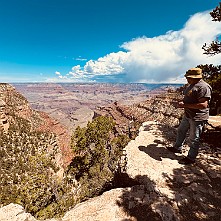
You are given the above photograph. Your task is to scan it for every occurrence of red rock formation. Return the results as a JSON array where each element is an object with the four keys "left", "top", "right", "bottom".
[
  {"left": 37, "top": 111, "right": 73, "bottom": 166},
  {"left": 0, "top": 83, "right": 72, "bottom": 167}
]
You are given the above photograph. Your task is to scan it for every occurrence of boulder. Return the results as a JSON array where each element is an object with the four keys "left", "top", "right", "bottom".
[{"left": 0, "top": 204, "right": 36, "bottom": 221}]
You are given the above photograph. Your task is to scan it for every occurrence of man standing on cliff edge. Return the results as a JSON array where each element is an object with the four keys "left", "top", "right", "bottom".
[{"left": 167, "top": 68, "right": 212, "bottom": 165}]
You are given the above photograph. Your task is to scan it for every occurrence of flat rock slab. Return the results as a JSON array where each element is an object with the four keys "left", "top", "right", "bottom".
[{"left": 125, "top": 121, "right": 185, "bottom": 198}]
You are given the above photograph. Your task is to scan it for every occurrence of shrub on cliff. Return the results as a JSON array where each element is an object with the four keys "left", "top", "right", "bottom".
[{"left": 67, "top": 116, "right": 130, "bottom": 200}]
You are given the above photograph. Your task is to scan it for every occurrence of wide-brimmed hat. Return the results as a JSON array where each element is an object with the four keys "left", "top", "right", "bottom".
[{"left": 184, "top": 68, "right": 202, "bottom": 78}]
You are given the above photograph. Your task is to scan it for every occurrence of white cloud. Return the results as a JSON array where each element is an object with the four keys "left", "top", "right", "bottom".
[
  {"left": 56, "top": 11, "right": 221, "bottom": 83},
  {"left": 83, "top": 52, "right": 128, "bottom": 75},
  {"left": 75, "top": 57, "right": 87, "bottom": 61},
  {"left": 55, "top": 71, "right": 61, "bottom": 75}
]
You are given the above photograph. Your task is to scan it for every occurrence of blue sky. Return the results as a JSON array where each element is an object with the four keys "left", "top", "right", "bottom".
[{"left": 0, "top": 0, "right": 220, "bottom": 83}]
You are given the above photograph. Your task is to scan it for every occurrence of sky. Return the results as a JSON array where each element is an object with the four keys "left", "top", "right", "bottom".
[{"left": 0, "top": 0, "right": 221, "bottom": 83}]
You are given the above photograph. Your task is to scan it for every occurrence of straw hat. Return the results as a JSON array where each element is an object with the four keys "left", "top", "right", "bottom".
[{"left": 185, "top": 68, "right": 202, "bottom": 78}]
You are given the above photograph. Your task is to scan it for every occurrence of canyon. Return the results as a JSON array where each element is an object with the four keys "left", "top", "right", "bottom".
[
  {"left": 1, "top": 83, "right": 221, "bottom": 221},
  {"left": 13, "top": 83, "right": 179, "bottom": 131}
]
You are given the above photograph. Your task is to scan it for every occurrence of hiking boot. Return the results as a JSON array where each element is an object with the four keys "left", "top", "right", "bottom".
[
  {"left": 178, "top": 157, "right": 195, "bottom": 165},
  {"left": 166, "top": 146, "right": 182, "bottom": 153}
]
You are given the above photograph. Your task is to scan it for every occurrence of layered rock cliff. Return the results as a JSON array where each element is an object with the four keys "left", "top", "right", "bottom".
[
  {"left": 95, "top": 92, "right": 184, "bottom": 139},
  {"left": 0, "top": 83, "right": 72, "bottom": 166}
]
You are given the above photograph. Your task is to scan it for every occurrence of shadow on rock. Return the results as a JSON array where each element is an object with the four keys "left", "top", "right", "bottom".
[
  {"left": 156, "top": 123, "right": 221, "bottom": 220},
  {"left": 117, "top": 122, "right": 221, "bottom": 221},
  {"left": 116, "top": 168, "right": 221, "bottom": 221},
  {"left": 138, "top": 144, "right": 183, "bottom": 162},
  {"left": 116, "top": 175, "right": 163, "bottom": 221},
  {"left": 162, "top": 160, "right": 221, "bottom": 221},
  {"left": 116, "top": 175, "right": 181, "bottom": 221}
]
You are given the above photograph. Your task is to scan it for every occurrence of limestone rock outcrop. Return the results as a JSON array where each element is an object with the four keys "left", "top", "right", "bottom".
[
  {"left": 0, "top": 204, "right": 37, "bottom": 221},
  {"left": 124, "top": 121, "right": 221, "bottom": 221}
]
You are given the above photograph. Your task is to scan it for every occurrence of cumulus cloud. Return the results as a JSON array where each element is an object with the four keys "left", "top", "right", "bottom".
[
  {"left": 56, "top": 11, "right": 221, "bottom": 83},
  {"left": 55, "top": 71, "right": 61, "bottom": 75}
]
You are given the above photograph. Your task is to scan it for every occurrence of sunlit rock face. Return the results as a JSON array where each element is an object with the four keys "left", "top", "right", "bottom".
[{"left": 0, "top": 204, "right": 37, "bottom": 221}]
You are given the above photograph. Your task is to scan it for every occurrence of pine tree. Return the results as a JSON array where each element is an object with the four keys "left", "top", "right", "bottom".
[{"left": 202, "top": 2, "right": 221, "bottom": 55}]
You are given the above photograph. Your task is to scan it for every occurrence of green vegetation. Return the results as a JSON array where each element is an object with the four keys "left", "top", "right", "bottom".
[
  {"left": 199, "top": 3, "right": 221, "bottom": 115},
  {"left": 197, "top": 64, "right": 221, "bottom": 115},
  {"left": 202, "top": 2, "right": 221, "bottom": 55},
  {"left": 0, "top": 115, "right": 77, "bottom": 219},
  {"left": 67, "top": 116, "right": 130, "bottom": 200},
  {"left": 0, "top": 115, "right": 130, "bottom": 219}
]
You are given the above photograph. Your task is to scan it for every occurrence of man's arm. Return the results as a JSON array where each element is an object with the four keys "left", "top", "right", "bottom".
[{"left": 177, "top": 97, "right": 209, "bottom": 109}]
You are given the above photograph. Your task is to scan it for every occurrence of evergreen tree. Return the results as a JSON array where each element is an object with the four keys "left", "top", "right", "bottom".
[
  {"left": 202, "top": 2, "right": 221, "bottom": 55},
  {"left": 197, "top": 64, "right": 221, "bottom": 115},
  {"left": 67, "top": 116, "right": 130, "bottom": 199}
]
